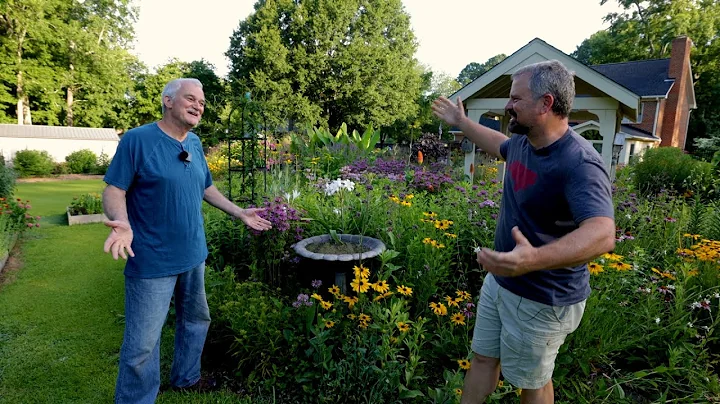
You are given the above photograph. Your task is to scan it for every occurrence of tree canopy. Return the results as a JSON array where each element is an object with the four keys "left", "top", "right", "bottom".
[
  {"left": 456, "top": 54, "right": 507, "bottom": 86},
  {"left": 226, "top": 0, "right": 422, "bottom": 132}
]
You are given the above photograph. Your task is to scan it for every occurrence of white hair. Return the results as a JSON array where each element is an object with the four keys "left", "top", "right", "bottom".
[{"left": 161, "top": 78, "right": 203, "bottom": 114}]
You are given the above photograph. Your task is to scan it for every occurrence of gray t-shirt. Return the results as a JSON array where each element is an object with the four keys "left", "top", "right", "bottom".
[{"left": 493, "top": 128, "right": 614, "bottom": 306}]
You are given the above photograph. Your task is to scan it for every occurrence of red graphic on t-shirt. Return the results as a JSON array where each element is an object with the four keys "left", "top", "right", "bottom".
[{"left": 508, "top": 161, "right": 537, "bottom": 192}]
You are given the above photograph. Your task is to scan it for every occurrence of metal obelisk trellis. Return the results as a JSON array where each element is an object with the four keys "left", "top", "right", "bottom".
[{"left": 224, "top": 93, "right": 268, "bottom": 204}]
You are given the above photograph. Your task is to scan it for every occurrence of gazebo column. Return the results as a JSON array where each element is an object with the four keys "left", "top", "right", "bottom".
[
  {"left": 463, "top": 109, "right": 488, "bottom": 182},
  {"left": 590, "top": 109, "right": 619, "bottom": 172}
]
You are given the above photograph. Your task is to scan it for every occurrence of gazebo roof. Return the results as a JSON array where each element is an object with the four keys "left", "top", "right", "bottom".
[{"left": 451, "top": 38, "right": 641, "bottom": 121}]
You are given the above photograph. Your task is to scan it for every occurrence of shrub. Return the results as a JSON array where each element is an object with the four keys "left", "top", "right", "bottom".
[
  {"left": 65, "top": 149, "right": 97, "bottom": 174},
  {"left": 411, "top": 132, "right": 449, "bottom": 163},
  {"left": 0, "top": 197, "right": 40, "bottom": 231},
  {"left": 633, "top": 147, "right": 719, "bottom": 198},
  {"left": 52, "top": 162, "right": 71, "bottom": 175},
  {"left": 13, "top": 150, "right": 54, "bottom": 177},
  {"left": 0, "top": 165, "right": 16, "bottom": 199},
  {"left": 95, "top": 152, "right": 111, "bottom": 175},
  {"left": 206, "top": 271, "right": 291, "bottom": 386},
  {"left": 68, "top": 193, "right": 103, "bottom": 215}
]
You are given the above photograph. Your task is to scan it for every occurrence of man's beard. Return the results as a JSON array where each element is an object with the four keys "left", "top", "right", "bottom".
[{"left": 508, "top": 112, "right": 530, "bottom": 135}]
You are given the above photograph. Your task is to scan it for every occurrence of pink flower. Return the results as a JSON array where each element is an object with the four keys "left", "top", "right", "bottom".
[
  {"left": 35, "top": 223, "right": 40, "bottom": 227},
  {"left": 26, "top": 223, "right": 33, "bottom": 228}
]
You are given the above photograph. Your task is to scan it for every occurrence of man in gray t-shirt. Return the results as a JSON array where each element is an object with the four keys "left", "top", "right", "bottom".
[{"left": 432, "top": 60, "right": 615, "bottom": 403}]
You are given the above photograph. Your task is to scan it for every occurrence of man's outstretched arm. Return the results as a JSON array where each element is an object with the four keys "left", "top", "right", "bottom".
[{"left": 203, "top": 185, "right": 272, "bottom": 231}]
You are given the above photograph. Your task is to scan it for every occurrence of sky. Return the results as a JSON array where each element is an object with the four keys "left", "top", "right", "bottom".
[{"left": 132, "top": 0, "right": 624, "bottom": 79}]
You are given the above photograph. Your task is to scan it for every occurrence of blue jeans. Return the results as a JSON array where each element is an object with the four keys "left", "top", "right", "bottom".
[{"left": 114, "top": 263, "right": 211, "bottom": 404}]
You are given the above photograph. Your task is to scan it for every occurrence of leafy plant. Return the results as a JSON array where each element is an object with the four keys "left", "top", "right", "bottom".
[
  {"left": 0, "top": 164, "right": 16, "bottom": 199},
  {"left": 411, "top": 132, "right": 449, "bottom": 163},
  {"left": 13, "top": 150, "right": 54, "bottom": 177},
  {"left": 65, "top": 149, "right": 97, "bottom": 174},
  {"left": 68, "top": 193, "right": 103, "bottom": 215}
]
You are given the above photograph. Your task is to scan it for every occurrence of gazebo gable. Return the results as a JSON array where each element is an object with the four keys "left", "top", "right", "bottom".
[{"left": 451, "top": 38, "right": 640, "bottom": 122}]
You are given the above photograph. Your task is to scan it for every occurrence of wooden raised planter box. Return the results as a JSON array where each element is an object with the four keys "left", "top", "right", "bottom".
[
  {"left": 67, "top": 208, "right": 108, "bottom": 226},
  {"left": 0, "top": 233, "right": 19, "bottom": 273}
]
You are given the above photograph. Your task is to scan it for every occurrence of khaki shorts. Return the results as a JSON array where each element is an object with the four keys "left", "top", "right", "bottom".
[{"left": 471, "top": 274, "right": 585, "bottom": 389}]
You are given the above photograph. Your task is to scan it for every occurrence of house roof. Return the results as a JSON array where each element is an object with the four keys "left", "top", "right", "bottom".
[
  {"left": 619, "top": 124, "right": 660, "bottom": 141},
  {"left": 590, "top": 59, "right": 674, "bottom": 98},
  {"left": 0, "top": 124, "right": 119, "bottom": 141}
]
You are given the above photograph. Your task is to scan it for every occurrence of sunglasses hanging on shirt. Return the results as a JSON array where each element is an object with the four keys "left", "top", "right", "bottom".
[{"left": 178, "top": 150, "right": 192, "bottom": 163}]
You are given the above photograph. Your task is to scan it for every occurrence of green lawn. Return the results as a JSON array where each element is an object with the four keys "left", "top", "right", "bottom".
[
  {"left": 0, "top": 180, "right": 255, "bottom": 403},
  {"left": 17, "top": 180, "right": 106, "bottom": 226}
]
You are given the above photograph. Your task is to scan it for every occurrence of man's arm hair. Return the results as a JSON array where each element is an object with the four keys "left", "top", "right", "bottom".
[
  {"left": 530, "top": 216, "right": 616, "bottom": 271},
  {"left": 103, "top": 185, "right": 129, "bottom": 223},
  {"left": 203, "top": 185, "right": 243, "bottom": 217},
  {"left": 456, "top": 115, "right": 509, "bottom": 160}
]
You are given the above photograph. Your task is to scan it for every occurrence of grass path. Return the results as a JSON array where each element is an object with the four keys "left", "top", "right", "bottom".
[{"left": 0, "top": 181, "right": 252, "bottom": 403}]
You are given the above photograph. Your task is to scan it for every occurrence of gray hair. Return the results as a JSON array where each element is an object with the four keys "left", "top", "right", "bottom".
[
  {"left": 512, "top": 60, "right": 575, "bottom": 118},
  {"left": 161, "top": 78, "right": 203, "bottom": 114}
]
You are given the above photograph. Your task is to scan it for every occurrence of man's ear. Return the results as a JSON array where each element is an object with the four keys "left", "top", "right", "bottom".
[
  {"left": 541, "top": 94, "right": 554, "bottom": 114},
  {"left": 163, "top": 95, "right": 172, "bottom": 111}
]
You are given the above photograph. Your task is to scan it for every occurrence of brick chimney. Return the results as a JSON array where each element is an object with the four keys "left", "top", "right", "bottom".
[{"left": 660, "top": 36, "right": 692, "bottom": 148}]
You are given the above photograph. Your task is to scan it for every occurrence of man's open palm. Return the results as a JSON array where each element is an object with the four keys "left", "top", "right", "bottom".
[
  {"left": 103, "top": 220, "right": 135, "bottom": 260},
  {"left": 431, "top": 96, "right": 465, "bottom": 126}
]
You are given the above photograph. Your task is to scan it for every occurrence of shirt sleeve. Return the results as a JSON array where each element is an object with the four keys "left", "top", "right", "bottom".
[
  {"left": 104, "top": 132, "right": 138, "bottom": 191},
  {"left": 564, "top": 158, "right": 615, "bottom": 224},
  {"left": 195, "top": 137, "right": 213, "bottom": 189}
]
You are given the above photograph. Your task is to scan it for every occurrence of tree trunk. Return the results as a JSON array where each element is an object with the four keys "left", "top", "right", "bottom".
[
  {"left": 15, "top": 28, "right": 26, "bottom": 125},
  {"left": 22, "top": 96, "right": 31, "bottom": 125},
  {"left": 16, "top": 71, "right": 23, "bottom": 125},
  {"left": 66, "top": 42, "right": 75, "bottom": 126},
  {"left": 66, "top": 86, "right": 74, "bottom": 126}
]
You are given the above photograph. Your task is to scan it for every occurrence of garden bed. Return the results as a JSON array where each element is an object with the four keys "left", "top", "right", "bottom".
[
  {"left": 67, "top": 208, "right": 107, "bottom": 226},
  {"left": 0, "top": 233, "right": 19, "bottom": 273}
]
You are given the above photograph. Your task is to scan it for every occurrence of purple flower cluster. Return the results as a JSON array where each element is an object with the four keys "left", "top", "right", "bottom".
[
  {"left": 311, "top": 279, "right": 322, "bottom": 289},
  {"left": 292, "top": 294, "right": 314, "bottom": 308},
  {"left": 252, "top": 197, "right": 304, "bottom": 238},
  {"left": 411, "top": 167, "right": 454, "bottom": 192}
]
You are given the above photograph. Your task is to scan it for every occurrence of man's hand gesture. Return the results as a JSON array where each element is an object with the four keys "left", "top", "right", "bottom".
[
  {"left": 103, "top": 220, "right": 135, "bottom": 260},
  {"left": 237, "top": 208, "right": 272, "bottom": 231},
  {"left": 431, "top": 96, "right": 466, "bottom": 127},
  {"left": 477, "top": 227, "right": 537, "bottom": 277}
]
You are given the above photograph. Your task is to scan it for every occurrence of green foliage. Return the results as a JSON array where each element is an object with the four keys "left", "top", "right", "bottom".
[
  {"left": 65, "top": 149, "right": 97, "bottom": 174},
  {"left": 183, "top": 59, "right": 226, "bottom": 146},
  {"left": 95, "top": 151, "right": 111, "bottom": 174},
  {"left": 1, "top": 196, "right": 40, "bottom": 231},
  {"left": 456, "top": 54, "right": 507, "bottom": 86},
  {"left": 0, "top": 164, "right": 16, "bottom": 198},
  {"left": 227, "top": 0, "right": 422, "bottom": 132},
  {"left": 13, "top": 149, "right": 54, "bottom": 177},
  {"left": 68, "top": 193, "right": 102, "bottom": 216},
  {"left": 52, "top": 162, "right": 71, "bottom": 175},
  {"left": 306, "top": 123, "right": 380, "bottom": 155},
  {"left": 0, "top": 0, "right": 139, "bottom": 129},
  {"left": 206, "top": 271, "right": 291, "bottom": 387},
  {"left": 633, "top": 147, "right": 718, "bottom": 198}
]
